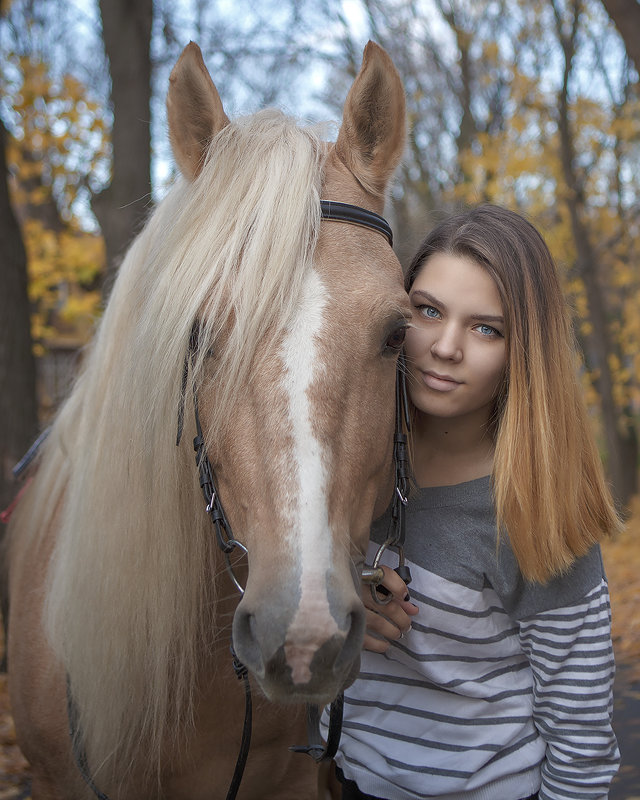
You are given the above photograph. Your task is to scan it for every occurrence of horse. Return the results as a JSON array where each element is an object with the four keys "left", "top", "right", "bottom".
[{"left": 6, "top": 41, "right": 409, "bottom": 799}]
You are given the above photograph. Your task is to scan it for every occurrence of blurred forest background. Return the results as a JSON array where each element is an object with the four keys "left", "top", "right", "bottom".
[
  {"left": 1, "top": 0, "right": 640, "bottom": 795},
  {"left": 1, "top": 0, "right": 640, "bottom": 518}
]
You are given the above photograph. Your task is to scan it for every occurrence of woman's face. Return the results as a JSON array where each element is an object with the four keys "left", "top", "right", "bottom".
[{"left": 405, "top": 252, "right": 507, "bottom": 426}]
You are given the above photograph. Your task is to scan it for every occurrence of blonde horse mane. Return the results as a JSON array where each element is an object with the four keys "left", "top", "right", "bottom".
[{"left": 25, "top": 110, "right": 328, "bottom": 781}]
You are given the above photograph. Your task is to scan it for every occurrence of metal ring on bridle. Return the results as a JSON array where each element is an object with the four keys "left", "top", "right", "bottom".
[
  {"left": 368, "top": 540, "right": 395, "bottom": 606},
  {"left": 224, "top": 539, "right": 248, "bottom": 595},
  {"left": 367, "top": 537, "right": 411, "bottom": 606}
]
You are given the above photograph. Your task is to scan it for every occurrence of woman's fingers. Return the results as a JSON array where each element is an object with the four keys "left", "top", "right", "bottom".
[
  {"left": 369, "top": 564, "right": 410, "bottom": 602},
  {"left": 361, "top": 565, "right": 418, "bottom": 653}
]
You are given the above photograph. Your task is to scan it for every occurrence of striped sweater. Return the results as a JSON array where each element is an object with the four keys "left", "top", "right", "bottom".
[{"left": 328, "top": 475, "right": 619, "bottom": 800}]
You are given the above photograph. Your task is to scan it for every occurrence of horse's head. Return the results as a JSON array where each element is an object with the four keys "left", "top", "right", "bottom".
[{"left": 167, "top": 42, "right": 409, "bottom": 704}]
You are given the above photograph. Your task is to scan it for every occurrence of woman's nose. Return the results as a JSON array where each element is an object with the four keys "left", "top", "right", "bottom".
[{"left": 430, "top": 326, "right": 463, "bottom": 361}]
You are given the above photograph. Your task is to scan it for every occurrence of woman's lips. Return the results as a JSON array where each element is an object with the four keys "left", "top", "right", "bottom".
[{"left": 422, "top": 370, "right": 462, "bottom": 392}]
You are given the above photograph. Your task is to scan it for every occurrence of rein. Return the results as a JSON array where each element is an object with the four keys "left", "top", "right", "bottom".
[{"left": 68, "top": 199, "right": 407, "bottom": 800}]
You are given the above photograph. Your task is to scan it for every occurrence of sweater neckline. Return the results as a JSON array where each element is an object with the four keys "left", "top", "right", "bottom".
[{"left": 412, "top": 474, "right": 492, "bottom": 508}]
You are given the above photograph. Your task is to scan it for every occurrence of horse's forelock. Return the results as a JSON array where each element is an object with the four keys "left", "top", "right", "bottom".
[{"left": 144, "top": 111, "right": 328, "bottom": 436}]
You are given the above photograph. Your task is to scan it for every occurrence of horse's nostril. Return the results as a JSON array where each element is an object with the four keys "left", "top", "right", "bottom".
[{"left": 232, "top": 608, "right": 265, "bottom": 678}]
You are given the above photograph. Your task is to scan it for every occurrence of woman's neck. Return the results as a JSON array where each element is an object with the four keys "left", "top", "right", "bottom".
[{"left": 411, "top": 410, "right": 494, "bottom": 488}]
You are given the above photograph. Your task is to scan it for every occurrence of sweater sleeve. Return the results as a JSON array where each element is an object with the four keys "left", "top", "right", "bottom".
[{"left": 517, "top": 579, "right": 620, "bottom": 800}]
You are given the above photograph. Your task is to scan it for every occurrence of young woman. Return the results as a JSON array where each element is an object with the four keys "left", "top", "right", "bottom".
[{"left": 329, "top": 205, "right": 621, "bottom": 800}]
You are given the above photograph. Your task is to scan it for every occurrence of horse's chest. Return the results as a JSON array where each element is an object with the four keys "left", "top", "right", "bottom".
[{"left": 164, "top": 690, "right": 317, "bottom": 800}]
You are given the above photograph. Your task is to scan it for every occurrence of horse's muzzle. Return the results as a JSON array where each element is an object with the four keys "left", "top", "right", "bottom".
[{"left": 232, "top": 584, "right": 366, "bottom": 704}]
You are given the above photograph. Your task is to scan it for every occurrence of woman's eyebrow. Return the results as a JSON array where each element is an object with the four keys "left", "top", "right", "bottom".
[
  {"left": 471, "top": 313, "right": 505, "bottom": 324},
  {"left": 410, "top": 289, "right": 504, "bottom": 324},
  {"left": 410, "top": 289, "right": 440, "bottom": 305}
]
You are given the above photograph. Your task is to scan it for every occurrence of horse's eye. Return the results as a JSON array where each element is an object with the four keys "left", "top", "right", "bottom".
[{"left": 384, "top": 325, "right": 407, "bottom": 355}]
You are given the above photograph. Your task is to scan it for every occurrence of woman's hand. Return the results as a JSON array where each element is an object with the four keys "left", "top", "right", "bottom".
[{"left": 362, "top": 565, "right": 419, "bottom": 653}]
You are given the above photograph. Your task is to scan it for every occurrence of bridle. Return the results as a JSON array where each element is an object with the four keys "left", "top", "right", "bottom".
[
  {"left": 69, "top": 199, "right": 411, "bottom": 800},
  {"left": 181, "top": 199, "right": 410, "bottom": 597}
]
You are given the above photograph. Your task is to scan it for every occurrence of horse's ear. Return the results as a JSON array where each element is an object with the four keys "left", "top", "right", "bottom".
[
  {"left": 335, "top": 42, "right": 406, "bottom": 198},
  {"left": 167, "top": 42, "right": 230, "bottom": 181}
]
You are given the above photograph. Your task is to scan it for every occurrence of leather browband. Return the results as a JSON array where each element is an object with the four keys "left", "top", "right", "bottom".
[{"left": 320, "top": 200, "right": 393, "bottom": 247}]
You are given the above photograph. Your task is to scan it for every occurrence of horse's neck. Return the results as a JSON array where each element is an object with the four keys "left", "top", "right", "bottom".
[{"left": 163, "top": 575, "right": 316, "bottom": 800}]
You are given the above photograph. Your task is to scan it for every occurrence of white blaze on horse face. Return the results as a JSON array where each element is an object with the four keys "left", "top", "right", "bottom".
[{"left": 281, "top": 268, "right": 340, "bottom": 685}]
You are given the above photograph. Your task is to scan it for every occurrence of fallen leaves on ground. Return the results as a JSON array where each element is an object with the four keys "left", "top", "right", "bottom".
[{"left": 0, "top": 673, "right": 30, "bottom": 798}]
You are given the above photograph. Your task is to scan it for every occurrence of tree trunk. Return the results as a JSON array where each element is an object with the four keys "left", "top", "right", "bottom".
[
  {"left": 436, "top": 4, "right": 478, "bottom": 181},
  {"left": 0, "top": 118, "right": 39, "bottom": 668},
  {"left": 599, "top": 0, "right": 640, "bottom": 75},
  {"left": 0, "top": 119, "right": 38, "bottom": 512},
  {"left": 93, "top": 0, "right": 153, "bottom": 300},
  {"left": 554, "top": 0, "right": 637, "bottom": 509}
]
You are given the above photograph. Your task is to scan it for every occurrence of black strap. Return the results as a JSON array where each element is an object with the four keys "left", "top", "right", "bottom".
[
  {"left": 226, "top": 646, "right": 253, "bottom": 800},
  {"left": 320, "top": 200, "right": 393, "bottom": 247},
  {"left": 176, "top": 323, "right": 200, "bottom": 446},
  {"left": 391, "top": 353, "right": 410, "bottom": 549},
  {"left": 289, "top": 695, "right": 344, "bottom": 762},
  {"left": 177, "top": 323, "right": 236, "bottom": 558}
]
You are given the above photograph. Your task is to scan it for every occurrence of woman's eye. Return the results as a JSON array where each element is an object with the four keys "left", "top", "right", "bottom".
[
  {"left": 384, "top": 325, "right": 407, "bottom": 353},
  {"left": 420, "top": 305, "right": 440, "bottom": 319},
  {"left": 476, "top": 324, "right": 502, "bottom": 338}
]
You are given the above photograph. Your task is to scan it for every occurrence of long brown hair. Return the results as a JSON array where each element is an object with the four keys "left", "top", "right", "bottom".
[{"left": 405, "top": 204, "right": 621, "bottom": 582}]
